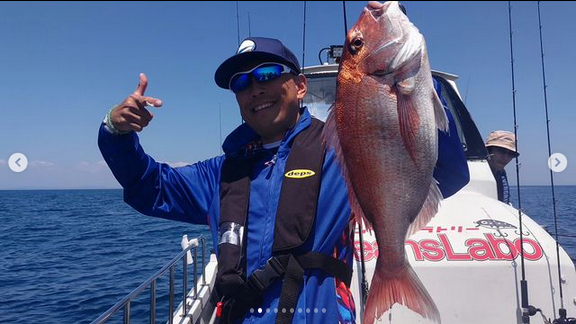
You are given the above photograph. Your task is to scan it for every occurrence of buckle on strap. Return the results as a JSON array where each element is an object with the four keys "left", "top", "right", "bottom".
[{"left": 246, "top": 257, "right": 286, "bottom": 294}]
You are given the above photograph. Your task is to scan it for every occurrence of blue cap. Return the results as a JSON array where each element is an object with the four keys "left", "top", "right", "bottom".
[{"left": 214, "top": 37, "right": 301, "bottom": 89}]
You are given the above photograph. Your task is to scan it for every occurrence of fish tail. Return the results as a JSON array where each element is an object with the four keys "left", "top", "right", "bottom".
[{"left": 363, "top": 262, "right": 440, "bottom": 324}]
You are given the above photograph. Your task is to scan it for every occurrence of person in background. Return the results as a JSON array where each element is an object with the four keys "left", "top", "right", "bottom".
[
  {"left": 98, "top": 36, "right": 469, "bottom": 323},
  {"left": 485, "top": 130, "right": 519, "bottom": 204}
]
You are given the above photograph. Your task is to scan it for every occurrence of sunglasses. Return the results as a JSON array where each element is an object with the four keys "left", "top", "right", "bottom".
[{"left": 229, "top": 62, "right": 296, "bottom": 93}]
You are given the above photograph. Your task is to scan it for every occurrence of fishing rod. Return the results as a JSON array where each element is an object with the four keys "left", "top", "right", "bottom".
[
  {"left": 537, "top": 2, "right": 575, "bottom": 324},
  {"left": 342, "top": 1, "right": 348, "bottom": 37},
  {"left": 507, "top": 2, "right": 536, "bottom": 323}
]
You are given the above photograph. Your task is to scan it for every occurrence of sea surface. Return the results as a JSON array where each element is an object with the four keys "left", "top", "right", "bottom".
[{"left": 0, "top": 187, "right": 575, "bottom": 324}]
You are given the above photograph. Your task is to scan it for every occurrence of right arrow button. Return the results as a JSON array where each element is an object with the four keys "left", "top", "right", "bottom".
[{"left": 548, "top": 153, "right": 567, "bottom": 173}]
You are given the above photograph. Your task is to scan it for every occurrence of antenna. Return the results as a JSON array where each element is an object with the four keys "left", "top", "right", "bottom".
[
  {"left": 537, "top": 2, "right": 569, "bottom": 322},
  {"left": 236, "top": 1, "right": 240, "bottom": 47},
  {"left": 301, "top": 1, "right": 307, "bottom": 73},
  {"left": 508, "top": 3, "right": 534, "bottom": 323}
]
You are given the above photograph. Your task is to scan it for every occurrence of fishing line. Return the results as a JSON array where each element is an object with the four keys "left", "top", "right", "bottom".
[
  {"left": 248, "top": 12, "right": 251, "bottom": 37},
  {"left": 537, "top": 1, "right": 568, "bottom": 320},
  {"left": 507, "top": 2, "right": 533, "bottom": 323}
]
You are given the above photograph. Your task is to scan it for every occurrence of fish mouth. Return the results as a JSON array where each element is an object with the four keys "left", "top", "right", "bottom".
[
  {"left": 367, "top": 1, "right": 386, "bottom": 15},
  {"left": 251, "top": 101, "right": 275, "bottom": 113},
  {"left": 360, "top": 2, "right": 404, "bottom": 75},
  {"left": 362, "top": 1, "right": 423, "bottom": 77}
]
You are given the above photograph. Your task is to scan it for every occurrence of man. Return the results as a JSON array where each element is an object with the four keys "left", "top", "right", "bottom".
[
  {"left": 99, "top": 37, "right": 469, "bottom": 323},
  {"left": 485, "top": 130, "right": 519, "bottom": 204}
]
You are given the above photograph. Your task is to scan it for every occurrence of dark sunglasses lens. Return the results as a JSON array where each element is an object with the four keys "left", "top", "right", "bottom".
[
  {"left": 230, "top": 73, "right": 250, "bottom": 93},
  {"left": 253, "top": 65, "right": 283, "bottom": 83}
]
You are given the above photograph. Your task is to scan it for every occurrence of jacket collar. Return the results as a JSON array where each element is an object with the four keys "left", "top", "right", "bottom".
[{"left": 222, "top": 107, "right": 312, "bottom": 158}]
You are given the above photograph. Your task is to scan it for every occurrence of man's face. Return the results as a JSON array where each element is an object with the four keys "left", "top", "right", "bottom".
[
  {"left": 233, "top": 61, "right": 307, "bottom": 144},
  {"left": 488, "top": 146, "right": 516, "bottom": 171}
]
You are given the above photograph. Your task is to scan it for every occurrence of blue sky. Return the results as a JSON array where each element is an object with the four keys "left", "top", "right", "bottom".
[{"left": 1, "top": 1, "right": 574, "bottom": 189}]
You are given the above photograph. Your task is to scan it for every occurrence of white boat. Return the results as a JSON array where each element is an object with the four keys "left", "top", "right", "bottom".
[{"left": 92, "top": 61, "right": 576, "bottom": 324}]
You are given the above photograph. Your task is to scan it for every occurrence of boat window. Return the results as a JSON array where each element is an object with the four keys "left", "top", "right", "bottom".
[
  {"left": 433, "top": 75, "right": 488, "bottom": 160},
  {"left": 303, "top": 70, "right": 488, "bottom": 161},
  {"left": 303, "top": 73, "right": 337, "bottom": 122}
]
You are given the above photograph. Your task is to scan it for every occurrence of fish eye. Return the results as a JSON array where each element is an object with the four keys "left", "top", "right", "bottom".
[{"left": 349, "top": 36, "right": 364, "bottom": 55}]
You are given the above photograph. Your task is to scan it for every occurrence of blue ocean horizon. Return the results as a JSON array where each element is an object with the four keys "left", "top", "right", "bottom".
[{"left": 0, "top": 186, "right": 574, "bottom": 323}]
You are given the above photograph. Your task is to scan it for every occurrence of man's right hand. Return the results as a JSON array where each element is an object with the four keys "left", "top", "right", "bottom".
[{"left": 110, "top": 73, "right": 163, "bottom": 132}]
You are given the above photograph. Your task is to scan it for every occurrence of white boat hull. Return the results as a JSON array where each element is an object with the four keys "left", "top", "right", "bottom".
[{"left": 351, "top": 161, "right": 576, "bottom": 323}]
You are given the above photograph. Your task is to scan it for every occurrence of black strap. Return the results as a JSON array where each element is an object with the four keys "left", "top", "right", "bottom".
[
  {"left": 275, "top": 255, "right": 305, "bottom": 324},
  {"left": 219, "top": 252, "right": 352, "bottom": 324},
  {"left": 275, "top": 252, "right": 352, "bottom": 324}
]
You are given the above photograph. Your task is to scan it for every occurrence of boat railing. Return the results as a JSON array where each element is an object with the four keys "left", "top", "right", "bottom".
[{"left": 91, "top": 235, "right": 207, "bottom": 324}]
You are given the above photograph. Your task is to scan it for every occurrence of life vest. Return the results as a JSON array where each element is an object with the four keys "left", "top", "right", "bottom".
[{"left": 212, "top": 118, "right": 352, "bottom": 324}]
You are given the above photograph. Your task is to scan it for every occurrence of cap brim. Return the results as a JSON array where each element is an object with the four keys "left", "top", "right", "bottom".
[
  {"left": 486, "top": 144, "right": 520, "bottom": 157},
  {"left": 214, "top": 52, "right": 301, "bottom": 89}
]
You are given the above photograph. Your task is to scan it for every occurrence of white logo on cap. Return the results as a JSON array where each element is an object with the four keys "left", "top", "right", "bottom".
[{"left": 237, "top": 40, "right": 256, "bottom": 54}]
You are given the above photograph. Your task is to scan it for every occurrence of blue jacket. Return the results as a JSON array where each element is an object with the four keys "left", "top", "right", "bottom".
[{"left": 98, "top": 106, "right": 468, "bottom": 323}]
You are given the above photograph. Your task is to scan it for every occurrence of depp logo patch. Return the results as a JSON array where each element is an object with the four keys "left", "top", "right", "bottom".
[{"left": 285, "top": 169, "right": 315, "bottom": 179}]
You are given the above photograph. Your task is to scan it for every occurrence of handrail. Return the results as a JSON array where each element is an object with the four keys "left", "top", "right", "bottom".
[{"left": 91, "top": 235, "right": 206, "bottom": 324}]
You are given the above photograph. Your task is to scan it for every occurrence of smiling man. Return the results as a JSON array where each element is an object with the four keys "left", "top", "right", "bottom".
[{"left": 98, "top": 36, "right": 469, "bottom": 323}]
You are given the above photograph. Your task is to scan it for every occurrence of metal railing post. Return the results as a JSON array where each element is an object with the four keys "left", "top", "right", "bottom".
[
  {"left": 150, "top": 280, "right": 156, "bottom": 324},
  {"left": 194, "top": 246, "right": 198, "bottom": 299},
  {"left": 123, "top": 302, "right": 130, "bottom": 324},
  {"left": 169, "top": 266, "right": 175, "bottom": 324},
  {"left": 182, "top": 257, "right": 188, "bottom": 317},
  {"left": 202, "top": 237, "right": 206, "bottom": 285}
]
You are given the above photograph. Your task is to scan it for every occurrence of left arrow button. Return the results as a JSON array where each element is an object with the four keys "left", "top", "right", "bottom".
[{"left": 8, "top": 153, "right": 28, "bottom": 172}]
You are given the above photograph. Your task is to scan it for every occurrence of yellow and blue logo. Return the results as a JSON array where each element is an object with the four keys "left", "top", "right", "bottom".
[{"left": 285, "top": 169, "right": 315, "bottom": 179}]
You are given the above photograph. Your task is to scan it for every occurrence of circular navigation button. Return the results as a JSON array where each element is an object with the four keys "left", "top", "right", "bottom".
[
  {"left": 8, "top": 153, "right": 28, "bottom": 172},
  {"left": 548, "top": 153, "right": 567, "bottom": 173}
]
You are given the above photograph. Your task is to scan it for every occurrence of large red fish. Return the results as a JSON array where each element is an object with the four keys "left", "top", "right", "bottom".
[{"left": 323, "top": 1, "right": 448, "bottom": 323}]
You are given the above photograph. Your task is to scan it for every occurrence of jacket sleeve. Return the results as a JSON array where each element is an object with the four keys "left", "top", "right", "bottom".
[
  {"left": 98, "top": 123, "right": 221, "bottom": 225},
  {"left": 433, "top": 79, "right": 470, "bottom": 198}
]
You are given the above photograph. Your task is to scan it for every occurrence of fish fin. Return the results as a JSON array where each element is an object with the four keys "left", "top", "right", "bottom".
[
  {"left": 363, "top": 262, "right": 441, "bottom": 324},
  {"left": 396, "top": 80, "right": 420, "bottom": 164},
  {"left": 322, "top": 106, "right": 371, "bottom": 229},
  {"left": 433, "top": 89, "right": 449, "bottom": 132},
  {"left": 406, "top": 179, "right": 443, "bottom": 238}
]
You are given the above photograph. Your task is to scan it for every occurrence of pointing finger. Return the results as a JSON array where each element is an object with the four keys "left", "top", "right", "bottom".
[
  {"left": 134, "top": 73, "right": 148, "bottom": 96},
  {"left": 129, "top": 94, "right": 162, "bottom": 108},
  {"left": 143, "top": 96, "right": 162, "bottom": 107}
]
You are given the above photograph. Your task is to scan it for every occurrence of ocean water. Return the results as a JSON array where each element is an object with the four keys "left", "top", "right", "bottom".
[
  {"left": 0, "top": 189, "right": 212, "bottom": 324},
  {"left": 509, "top": 185, "right": 576, "bottom": 261},
  {"left": 0, "top": 187, "right": 574, "bottom": 323}
]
